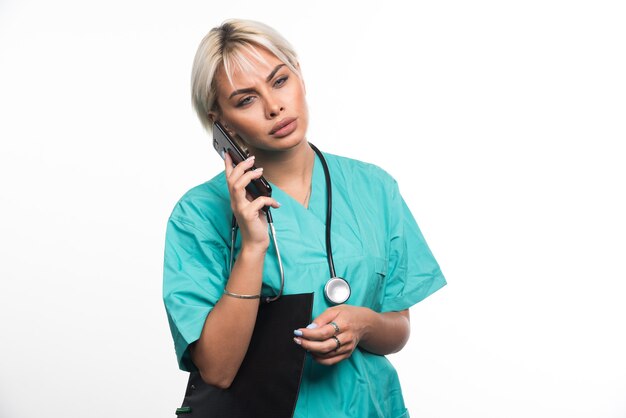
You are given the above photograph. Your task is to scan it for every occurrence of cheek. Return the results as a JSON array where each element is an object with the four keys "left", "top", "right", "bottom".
[
  {"left": 227, "top": 115, "right": 266, "bottom": 143},
  {"left": 285, "top": 83, "right": 307, "bottom": 110},
  {"left": 223, "top": 109, "right": 261, "bottom": 132}
]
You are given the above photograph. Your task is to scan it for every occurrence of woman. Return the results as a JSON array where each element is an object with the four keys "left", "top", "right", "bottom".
[{"left": 163, "top": 19, "right": 446, "bottom": 417}]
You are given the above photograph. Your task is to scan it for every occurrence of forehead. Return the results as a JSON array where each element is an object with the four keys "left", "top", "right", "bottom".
[{"left": 217, "top": 45, "right": 284, "bottom": 91}]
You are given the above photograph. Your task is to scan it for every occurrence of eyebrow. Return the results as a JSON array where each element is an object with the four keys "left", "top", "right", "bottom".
[{"left": 228, "top": 64, "right": 286, "bottom": 99}]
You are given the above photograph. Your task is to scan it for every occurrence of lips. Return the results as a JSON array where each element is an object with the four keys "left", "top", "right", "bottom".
[{"left": 269, "top": 117, "right": 297, "bottom": 136}]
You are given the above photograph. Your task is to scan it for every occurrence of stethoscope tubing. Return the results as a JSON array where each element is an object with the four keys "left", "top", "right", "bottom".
[{"left": 309, "top": 143, "right": 337, "bottom": 279}]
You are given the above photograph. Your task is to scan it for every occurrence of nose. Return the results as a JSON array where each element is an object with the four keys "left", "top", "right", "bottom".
[{"left": 265, "top": 97, "right": 284, "bottom": 119}]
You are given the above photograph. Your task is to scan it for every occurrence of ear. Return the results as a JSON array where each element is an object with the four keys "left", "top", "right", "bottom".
[
  {"left": 207, "top": 110, "right": 218, "bottom": 125},
  {"left": 210, "top": 114, "right": 238, "bottom": 138}
]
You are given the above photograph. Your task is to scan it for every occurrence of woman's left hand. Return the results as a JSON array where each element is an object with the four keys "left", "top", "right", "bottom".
[{"left": 293, "top": 305, "right": 373, "bottom": 366}]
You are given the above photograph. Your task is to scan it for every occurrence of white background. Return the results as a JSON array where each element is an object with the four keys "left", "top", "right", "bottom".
[{"left": 1, "top": 0, "right": 625, "bottom": 417}]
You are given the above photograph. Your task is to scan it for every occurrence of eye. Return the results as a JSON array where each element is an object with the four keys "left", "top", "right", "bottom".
[
  {"left": 274, "top": 76, "right": 288, "bottom": 87},
  {"left": 236, "top": 96, "right": 255, "bottom": 108}
]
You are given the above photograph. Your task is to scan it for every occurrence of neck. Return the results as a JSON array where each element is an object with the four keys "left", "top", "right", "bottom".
[{"left": 250, "top": 140, "right": 315, "bottom": 189}]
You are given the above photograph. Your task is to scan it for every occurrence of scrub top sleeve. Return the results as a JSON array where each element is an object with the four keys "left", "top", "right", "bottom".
[
  {"left": 162, "top": 216, "right": 229, "bottom": 372},
  {"left": 381, "top": 180, "right": 447, "bottom": 312}
]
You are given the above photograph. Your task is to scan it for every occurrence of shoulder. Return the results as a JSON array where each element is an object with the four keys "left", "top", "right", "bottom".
[
  {"left": 322, "top": 151, "right": 398, "bottom": 192},
  {"left": 168, "top": 171, "right": 231, "bottom": 231}
]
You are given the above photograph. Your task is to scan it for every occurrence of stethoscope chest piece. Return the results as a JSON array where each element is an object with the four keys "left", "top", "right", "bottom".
[{"left": 324, "top": 277, "right": 351, "bottom": 305}]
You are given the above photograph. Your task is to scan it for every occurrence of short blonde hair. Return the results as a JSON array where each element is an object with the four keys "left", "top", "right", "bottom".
[{"left": 191, "top": 19, "right": 300, "bottom": 132}]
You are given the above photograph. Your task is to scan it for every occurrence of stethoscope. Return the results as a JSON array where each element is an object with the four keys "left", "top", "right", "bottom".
[{"left": 229, "top": 143, "right": 351, "bottom": 305}]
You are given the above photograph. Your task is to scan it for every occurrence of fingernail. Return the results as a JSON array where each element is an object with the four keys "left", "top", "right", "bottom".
[
  {"left": 255, "top": 167, "right": 264, "bottom": 171},
  {"left": 294, "top": 330, "right": 303, "bottom": 336},
  {"left": 276, "top": 201, "right": 282, "bottom": 207},
  {"left": 306, "top": 323, "right": 318, "bottom": 329},
  {"left": 246, "top": 155, "right": 255, "bottom": 161},
  {"left": 293, "top": 337, "right": 302, "bottom": 345}
]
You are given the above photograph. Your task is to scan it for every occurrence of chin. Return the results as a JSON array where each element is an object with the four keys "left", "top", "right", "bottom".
[{"left": 279, "top": 133, "right": 309, "bottom": 150}]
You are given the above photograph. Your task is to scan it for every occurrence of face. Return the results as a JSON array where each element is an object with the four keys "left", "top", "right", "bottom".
[{"left": 210, "top": 46, "right": 309, "bottom": 154}]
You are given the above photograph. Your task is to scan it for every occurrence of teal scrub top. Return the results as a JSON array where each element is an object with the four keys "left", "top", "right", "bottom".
[{"left": 163, "top": 151, "right": 446, "bottom": 418}]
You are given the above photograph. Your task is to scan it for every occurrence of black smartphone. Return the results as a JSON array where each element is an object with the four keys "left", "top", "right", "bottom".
[{"left": 212, "top": 121, "right": 272, "bottom": 200}]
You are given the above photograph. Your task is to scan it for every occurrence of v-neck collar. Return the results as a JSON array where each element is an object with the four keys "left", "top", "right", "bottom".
[{"left": 267, "top": 148, "right": 325, "bottom": 221}]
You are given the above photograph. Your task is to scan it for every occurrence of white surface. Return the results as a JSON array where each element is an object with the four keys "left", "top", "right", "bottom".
[{"left": 1, "top": 1, "right": 625, "bottom": 417}]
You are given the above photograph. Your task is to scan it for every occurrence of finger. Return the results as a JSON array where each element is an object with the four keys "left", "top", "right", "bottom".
[
  {"left": 245, "top": 196, "right": 281, "bottom": 214},
  {"left": 224, "top": 152, "right": 234, "bottom": 177},
  {"left": 228, "top": 155, "right": 256, "bottom": 182},
  {"left": 311, "top": 308, "right": 340, "bottom": 329},
  {"left": 232, "top": 167, "right": 266, "bottom": 197},
  {"left": 312, "top": 353, "right": 349, "bottom": 366},
  {"left": 296, "top": 324, "right": 336, "bottom": 341},
  {"left": 296, "top": 311, "right": 340, "bottom": 341},
  {"left": 294, "top": 337, "right": 337, "bottom": 355},
  {"left": 296, "top": 334, "right": 348, "bottom": 355},
  {"left": 311, "top": 336, "right": 357, "bottom": 361},
  {"left": 312, "top": 345, "right": 351, "bottom": 359}
]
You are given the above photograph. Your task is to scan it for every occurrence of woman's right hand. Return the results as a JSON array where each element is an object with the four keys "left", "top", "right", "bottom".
[{"left": 224, "top": 153, "right": 280, "bottom": 252}]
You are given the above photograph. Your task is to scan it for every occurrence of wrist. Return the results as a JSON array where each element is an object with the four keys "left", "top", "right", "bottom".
[
  {"left": 238, "top": 244, "right": 268, "bottom": 261},
  {"left": 226, "top": 245, "right": 266, "bottom": 294},
  {"left": 358, "top": 307, "right": 379, "bottom": 343}
]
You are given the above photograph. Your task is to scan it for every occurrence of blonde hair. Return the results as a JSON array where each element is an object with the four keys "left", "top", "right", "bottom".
[{"left": 191, "top": 19, "right": 300, "bottom": 133}]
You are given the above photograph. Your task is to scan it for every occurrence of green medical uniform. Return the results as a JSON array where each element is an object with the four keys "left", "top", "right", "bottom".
[{"left": 163, "top": 151, "right": 446, "bottom": 418}]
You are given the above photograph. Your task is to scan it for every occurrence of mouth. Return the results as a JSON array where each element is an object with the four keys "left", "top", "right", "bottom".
[{"left": 269, "top": 117, "right": 298, "bottom": 137}]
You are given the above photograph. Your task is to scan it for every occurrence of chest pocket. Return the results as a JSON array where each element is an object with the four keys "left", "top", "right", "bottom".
[{"left": 347, "top": 255, "right": 387, "bottom": 311}]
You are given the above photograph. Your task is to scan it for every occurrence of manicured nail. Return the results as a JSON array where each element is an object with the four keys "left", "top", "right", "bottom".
[
  {"left": 255, "top": 167, "right": 264, "bottom": 172},
  {"left": 294, "top": 329, "right": 303, "bottom": 336},
  {"left": 306, "top": 323, "right": 318, "bottom": 329},
  {"left": 246, "top": 155, "right": 255, "bottom": 161},
  {"left": 293, "top": 337, "right": 302, "bottom": 345}
]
